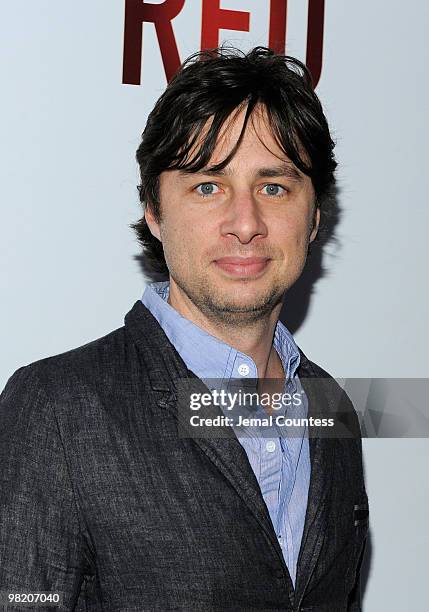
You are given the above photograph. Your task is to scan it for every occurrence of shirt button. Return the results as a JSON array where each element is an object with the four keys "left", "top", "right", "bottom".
[
  {"left": 237, "top": 363, "right": 250, "bottom": 376},
  {"left": 266, "top": 441, "right": 276, "bottom": 453}
]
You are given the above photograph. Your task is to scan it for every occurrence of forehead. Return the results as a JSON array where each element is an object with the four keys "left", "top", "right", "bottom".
[
  {"left": 202, "top": 105, "right": 288, "bottom": 167},
  {"left": 176, "top": 104, "right": 309, "bottom": 182},
  {"left": 157, "top": 104, "right": 314, "bottom": 195}
]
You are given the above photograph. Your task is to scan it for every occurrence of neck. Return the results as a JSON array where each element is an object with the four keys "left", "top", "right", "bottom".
[{"left": 167, "top": 281, "right": 285, "bottom": 380}]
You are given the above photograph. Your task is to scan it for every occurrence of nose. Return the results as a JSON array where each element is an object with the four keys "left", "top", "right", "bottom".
[{"left": 219, "top": 189, "right": 268, "bottom": 244}]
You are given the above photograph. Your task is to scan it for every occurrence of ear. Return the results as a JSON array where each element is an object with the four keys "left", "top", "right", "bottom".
[
  {"left": 144, "top": 204, "right": 162, "bottom": 242},
  {"left": 309, "top": 206, "right": 320, "bottom": 243}
]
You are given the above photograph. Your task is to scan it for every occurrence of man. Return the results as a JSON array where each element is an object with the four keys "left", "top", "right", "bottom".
[{"left": 0, "top": 47, "right": 368, "bottom": 611}]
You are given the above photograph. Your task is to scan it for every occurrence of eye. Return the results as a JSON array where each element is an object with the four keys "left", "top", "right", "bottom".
[
  {"left": 260, "top": 184, "right": 288, "bottom": 197},
  {"left": 195, "top": 182, "right": 220, "bottom": 196}
]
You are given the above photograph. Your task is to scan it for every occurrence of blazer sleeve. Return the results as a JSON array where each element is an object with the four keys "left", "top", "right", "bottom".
[{"left": 0, "top": 365, "right": 88, "bottom": 611}]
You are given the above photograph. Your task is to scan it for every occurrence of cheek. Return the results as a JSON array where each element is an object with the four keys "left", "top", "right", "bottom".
[
  {"left": 275, "top": 213, "right": 312, "bottom": 250},
  {"left": 159, "top": 212, "right": 203, "bottom": 264}
]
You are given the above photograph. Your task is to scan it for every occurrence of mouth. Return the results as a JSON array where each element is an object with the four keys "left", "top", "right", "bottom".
[{"left": 213, "top": 256, "right": 271, "bottom": 278}]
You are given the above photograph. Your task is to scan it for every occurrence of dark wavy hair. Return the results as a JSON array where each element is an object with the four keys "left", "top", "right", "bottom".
[{"left": 131, "top": 46, "right": 337, "bottom": 275}]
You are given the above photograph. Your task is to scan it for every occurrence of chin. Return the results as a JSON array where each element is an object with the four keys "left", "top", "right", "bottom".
[{"left": 204, "top": 284, "right": 285, "bottom": 316}]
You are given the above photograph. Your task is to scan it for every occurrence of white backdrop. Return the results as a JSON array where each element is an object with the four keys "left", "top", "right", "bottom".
[{"left": 1, "top": 1, "right": 428, "bottom": 609}]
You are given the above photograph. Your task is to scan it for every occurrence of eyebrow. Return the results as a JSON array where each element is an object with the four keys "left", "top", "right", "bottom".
[{"left": 178, "top": 163, "right": 304, "bottom": 182}]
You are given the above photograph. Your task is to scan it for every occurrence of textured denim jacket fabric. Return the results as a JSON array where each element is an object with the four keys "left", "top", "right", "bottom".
[{"left": 0, "top": 301, "right": 368, "bottom": 611}]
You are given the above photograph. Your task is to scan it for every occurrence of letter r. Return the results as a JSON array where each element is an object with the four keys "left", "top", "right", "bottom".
[{"left": 122, "top": 0, "right": 185, "bottom": 85}]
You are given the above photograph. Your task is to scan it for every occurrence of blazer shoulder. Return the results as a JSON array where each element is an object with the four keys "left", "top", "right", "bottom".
[
  {"left": 1, "top": 325, "right": 129, "bottom": 402},
  {"left": 297, "top": 347, "right": 363, "bottom": 437},
  {"left": 297, "top": 347, "right": 336, "bottom": 380}
]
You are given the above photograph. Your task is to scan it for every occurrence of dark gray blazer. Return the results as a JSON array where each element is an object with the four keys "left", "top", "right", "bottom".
[{"left": 0, "top": 301, "right": 368, "bottom": 612}]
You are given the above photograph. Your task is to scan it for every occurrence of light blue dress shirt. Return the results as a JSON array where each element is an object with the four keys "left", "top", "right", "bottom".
[{"left": 141, "top": 281, "right": 310, "bottom": 585}]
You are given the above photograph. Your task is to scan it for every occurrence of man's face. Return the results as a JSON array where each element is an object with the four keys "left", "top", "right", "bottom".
[{"left": 145, "top": 106, "right": 319, "bottom": 326}]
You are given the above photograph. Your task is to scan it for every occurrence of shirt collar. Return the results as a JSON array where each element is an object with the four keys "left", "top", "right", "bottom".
[{"left": 141, "top": 281, "right": 300, "bottom": 383}]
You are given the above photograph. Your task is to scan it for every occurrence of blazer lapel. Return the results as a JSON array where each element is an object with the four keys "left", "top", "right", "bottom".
[
  {"left": 293, "top": 352, "right": 335, "bottom": 607},
  {"left": 125, "top": 300, "right": 338, "bottom": 604},
  {"left": 162, "top": 382, "right": 293, "bottom": 570},
  {"left": 125, "top": 301, "right": 294, "bottom": 596}
]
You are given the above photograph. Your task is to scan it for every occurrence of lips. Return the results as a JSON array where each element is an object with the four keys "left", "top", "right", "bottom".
[{"left": 214, "top": 256, "right": 271, "bottom": 277}]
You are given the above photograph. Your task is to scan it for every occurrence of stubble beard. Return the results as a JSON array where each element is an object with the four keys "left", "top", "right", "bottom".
[{"left": 172, "top": 274, "right": 286, "bottom": 328}]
